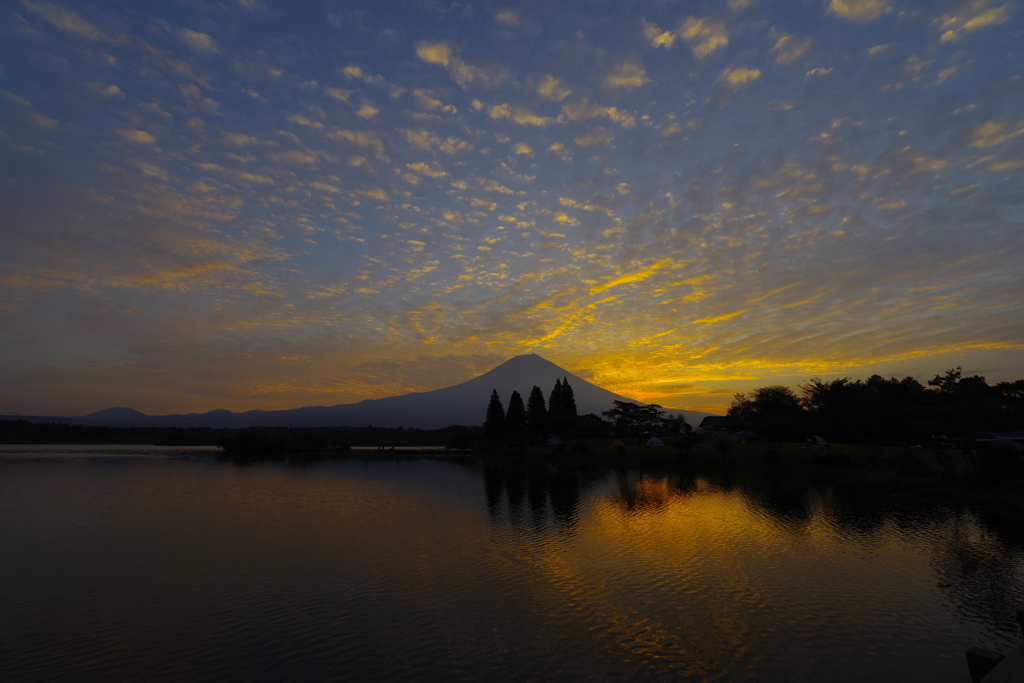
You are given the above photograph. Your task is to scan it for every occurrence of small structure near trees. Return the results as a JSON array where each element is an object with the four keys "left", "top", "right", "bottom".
[{"left": 698, "top": 416, "right": 743, "bottom": 434}]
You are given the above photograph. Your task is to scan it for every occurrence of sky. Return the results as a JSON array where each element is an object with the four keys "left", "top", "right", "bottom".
[{"left": 1, "top": 0, "right": 1022, "bottom": 417}]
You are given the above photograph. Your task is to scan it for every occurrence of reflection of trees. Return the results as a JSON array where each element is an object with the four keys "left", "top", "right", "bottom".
[
  {"left": 483, "top": 461, "right": 504, "bottom": 516},
  {"left": 823, "top": 491, "right": 888, "bottom": 540},
  {"left": 483, "top": 459, "right": 602, "bottom": 530},
  {"left": 607, "top": 471, "right": 697, "bottom": 514},
  {"left": 549, "top": 467, "right": 582, "bottom": 526},
  {"left": 931, "top": 515, "right": 1024, "bottom": 638},
  {"left": 736, "top": 472, "right": 812, "bottom": 531},
  {"left": 818, "top": 485, "right": 889, "bottom": 537},
  {"left": 484, "top": 457, "right": 1024, "bottom": 647},
  {"left": 742, "top": 473, "right": 1024, "bottom": 641},
  {"left": 527, "top": 464, "right": 547, "bottom": 521}
]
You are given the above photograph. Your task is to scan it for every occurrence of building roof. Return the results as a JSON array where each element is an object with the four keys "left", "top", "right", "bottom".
[{"left": 699, "top": 416, "right": 742, "bottom": 427}]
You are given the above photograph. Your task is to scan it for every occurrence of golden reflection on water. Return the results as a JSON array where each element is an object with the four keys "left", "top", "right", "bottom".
[
  {"left": 482, "top": 466, "right": 990, "bottom": 679},
  {"left": 2, "top": 452, "right": 1023, "bottom": 682}
]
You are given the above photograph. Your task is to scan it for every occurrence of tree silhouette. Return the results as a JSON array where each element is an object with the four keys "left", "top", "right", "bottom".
[
  {"left": 526, "top": 385, "right": 547, "bottom": 440},
  {"left": 729, "top": 385, "right": 804, "bottom": 449},
  {"left": 484, "top": 389, "right": 505, "bottom": 443},
  {"left": 577, "top": 412, "right": 613, "bottom": 437},
  {"left": 602, "top": 400, "right": 666, "bottom": 441},
  {"left": 992, "top": 380, "right": 1024, "bottom": 431},
  {"left": 561, "top": 376, "right": 578, "bottom": 435},
  {"left": 721, "top": 367, "right": 1023, "bottom": 453},
  {"left": 505, "top": 390, "right": 526, "bottom": 444},
  {"left": 800, "top": 377, "right": 873, "bottom": 444},
  {"left": 927, "top": 365, "right": 966, "bottom": 393},
  {"left": 548, "top": 378, "right": 563, "bottom": 430}
]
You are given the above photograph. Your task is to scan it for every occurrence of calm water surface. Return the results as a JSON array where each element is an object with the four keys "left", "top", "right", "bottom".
[{"left": 1, "top": 446, "right": 1023, "bottom": 682}]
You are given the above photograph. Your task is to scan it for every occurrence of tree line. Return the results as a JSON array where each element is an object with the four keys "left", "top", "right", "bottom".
[
  {"left": 481, "top": 380, "right": 703, "bottom": 449},
  {"left": 727, "top": 366, "right": 1024, "bottom": 448},
  {"left": 479, "top": 365, "right": 1024, "bottom": 456},
  {"left": 484, "top": 377, "right": 579, "bottom": 444}
]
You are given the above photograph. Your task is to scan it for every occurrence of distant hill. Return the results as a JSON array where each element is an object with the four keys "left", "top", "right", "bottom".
[{"left": 17, "top": 354, "right": 712, "bottom": 429}]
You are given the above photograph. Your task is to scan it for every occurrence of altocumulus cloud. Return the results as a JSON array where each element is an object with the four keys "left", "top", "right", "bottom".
[{"left": 0, "top": 0, "right": 1021, "bottom": 417}]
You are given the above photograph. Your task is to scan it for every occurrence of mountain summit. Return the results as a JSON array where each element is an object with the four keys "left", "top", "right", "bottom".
[
  {"left": 28, "top": 355, "right": 709, "bottom": 429},
  {"left": 83, "top": 407, "right": 149, "bottom": 419},
  {"left": 442, "top": 354, "right": 625, "bottom": 418}
]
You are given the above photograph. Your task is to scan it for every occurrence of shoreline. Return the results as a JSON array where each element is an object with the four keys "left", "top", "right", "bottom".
[
  {"left": 381, "top": 440, "right": 1024, "bottom": 518},
  {"left": 3, "top": 439, "right": 1021, "bottom": 517}
]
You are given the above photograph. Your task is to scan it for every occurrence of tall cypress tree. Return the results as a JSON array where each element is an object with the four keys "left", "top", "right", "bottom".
[
  {"left": 505, "top": 390, "right": 526, "bottom": 444},
  {"left": 526, "top": 385, "right": 547, "bottom": 440},
  {"left": 561, "top": 376, "right": 578, "bottom": 434},
  {"left": 484, "top": 389, "right": 505, "bottom": 442},
  {"left": 548, "top": 378, "right": 564, "bottom": 434}
]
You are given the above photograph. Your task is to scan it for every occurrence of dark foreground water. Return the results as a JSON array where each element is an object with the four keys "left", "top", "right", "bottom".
[{"left": 1, "top": 446, "right": 1023, "bottom": 682}]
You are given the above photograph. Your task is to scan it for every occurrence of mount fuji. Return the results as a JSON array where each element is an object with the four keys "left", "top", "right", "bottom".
[{"left": 22, "top": 354, "right": 712, "bottom": 429}]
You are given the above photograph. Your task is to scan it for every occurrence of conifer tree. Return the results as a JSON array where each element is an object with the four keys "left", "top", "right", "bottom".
[
  {"left": 526, "top": 385, "right": 548, "bottom": 440},
  {"left": 505, "top": 390, "right": 526, "bottom": 444},
  {"left": 484, "top": 389, "right": 505, "bottom": 443},
  {"left": 561, "top": 376, "right": 578, "bottom": 434},
  {"left": 548, "top": 378, "right": 565, "bottom": 435}
]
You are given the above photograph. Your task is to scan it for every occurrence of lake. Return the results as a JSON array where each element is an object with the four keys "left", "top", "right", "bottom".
[{"left": 1, "top": 446, "right": 1022, "bottom": 682}]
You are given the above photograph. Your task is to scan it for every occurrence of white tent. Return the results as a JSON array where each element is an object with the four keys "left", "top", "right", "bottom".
[{"left": 646, "top": 437, "right": 665, "bottom": 448}]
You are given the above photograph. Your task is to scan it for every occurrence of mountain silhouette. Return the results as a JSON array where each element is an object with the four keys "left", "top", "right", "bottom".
[
  {"left": 84, "top": 407, "right": 149, "bottom": 419},
  {"left": 19, "top": 354, "right": 711, "bottom": 429}
]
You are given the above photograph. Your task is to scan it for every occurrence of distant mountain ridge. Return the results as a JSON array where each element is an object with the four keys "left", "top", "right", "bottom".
[{"left": 15, "top": 354, "right": 712, "bottom": 429}]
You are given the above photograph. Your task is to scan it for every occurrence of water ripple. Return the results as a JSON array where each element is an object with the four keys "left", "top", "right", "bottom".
[{"left": 1, "top": 456, "right": 1023, "bottom": 682}]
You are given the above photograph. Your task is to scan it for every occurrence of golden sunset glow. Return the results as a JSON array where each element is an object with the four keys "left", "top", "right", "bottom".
[{"left": 1, "top": 0, "right": 1022, "bottom": 416}]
